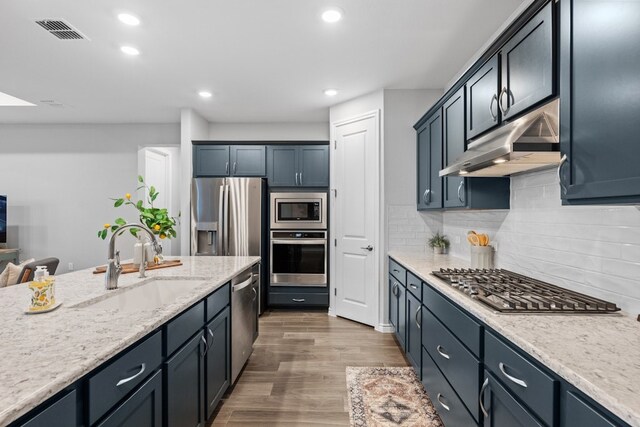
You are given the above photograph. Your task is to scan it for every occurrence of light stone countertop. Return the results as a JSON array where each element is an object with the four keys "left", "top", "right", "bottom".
[
  {"left": 0, "top": 255, "right": 259, "bottom": 426},
  {"left": 389, "top": 250, "right": 640, "bottom": 427}
]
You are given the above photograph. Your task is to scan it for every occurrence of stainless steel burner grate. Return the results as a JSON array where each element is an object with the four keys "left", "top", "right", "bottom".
[{"left": 432, "top": 268, "right": 620, "bottom": 314}]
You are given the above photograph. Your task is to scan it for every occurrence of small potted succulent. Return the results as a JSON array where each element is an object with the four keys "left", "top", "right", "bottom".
[{"left": 428, "top": 232, "right": 450, "bottom": 255}]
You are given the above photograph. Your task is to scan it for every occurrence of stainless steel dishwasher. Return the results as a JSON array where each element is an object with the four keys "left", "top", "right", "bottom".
[{"left": 231, "top": 263, "right": 259, "bottom": 383}]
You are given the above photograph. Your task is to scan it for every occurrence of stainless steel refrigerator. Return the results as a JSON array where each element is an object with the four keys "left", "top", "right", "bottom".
[{"left": 191, "top": 177, "right": 267, "bottom": 312}]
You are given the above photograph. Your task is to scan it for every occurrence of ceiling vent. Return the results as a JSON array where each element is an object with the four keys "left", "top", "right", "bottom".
[{"left": 35, "top": 19, "right": 89, "bottom": 40}]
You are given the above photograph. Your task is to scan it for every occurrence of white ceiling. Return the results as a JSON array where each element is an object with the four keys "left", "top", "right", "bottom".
[{"left": 0, "top": 0, "right": 524, "bottom": 124}]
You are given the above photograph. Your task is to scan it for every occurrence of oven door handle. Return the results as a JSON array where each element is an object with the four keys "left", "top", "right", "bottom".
[{"left": 271, "top": 239, "right": 327, "bottom": 245}]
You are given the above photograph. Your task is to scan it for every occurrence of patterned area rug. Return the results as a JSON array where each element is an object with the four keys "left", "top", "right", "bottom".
[{"left": 346, "top": 367, "right": 444, "bottom": 427}]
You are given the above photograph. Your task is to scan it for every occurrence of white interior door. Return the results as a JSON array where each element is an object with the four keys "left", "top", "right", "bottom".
[
  {"left": 333, "top": 112, "right": 379, "bottom": 327},
  {"left": 139, "top": 148, "right": 172, "bottom": 255}
]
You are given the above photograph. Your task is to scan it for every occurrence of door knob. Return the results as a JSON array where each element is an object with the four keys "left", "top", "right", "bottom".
[{"left": 361, "top": 245, "right": 374, "bottom": 252}]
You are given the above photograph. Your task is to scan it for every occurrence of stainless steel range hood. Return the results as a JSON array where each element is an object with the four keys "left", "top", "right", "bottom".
[{"left": 440, "top": 98, "right": 560, "bottom": 177}]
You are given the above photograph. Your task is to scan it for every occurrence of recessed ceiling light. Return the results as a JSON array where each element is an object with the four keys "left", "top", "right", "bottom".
[
  {"left": 118, "top": 13, "right": 140, "bottom": 26},
  {"left": 198, "top": 91, "right": 212, "bottom": 98},
  {"left": 120, "top": 45, "right": 140, "bottom": 56},
  {"left": 322, "top": 8, "right": 343, "bottom": 23},
  {"left": 324, "top": 89, "right": 338, "bottom": 96}
]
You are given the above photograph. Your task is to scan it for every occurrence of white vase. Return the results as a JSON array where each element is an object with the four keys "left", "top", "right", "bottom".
[{"left": 133, "top": 236, "right": 145, "bottom": 267}]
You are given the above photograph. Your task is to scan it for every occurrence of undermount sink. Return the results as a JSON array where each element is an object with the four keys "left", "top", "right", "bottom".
[{"left": 72, "top": 279, "right": 207, "bottom": 312}]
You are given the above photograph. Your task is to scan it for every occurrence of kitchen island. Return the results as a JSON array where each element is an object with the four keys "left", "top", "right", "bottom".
[
  {"left": 0, "top": 255, "right": 259, "bottom": 426},
  {"left": 389, "top": 250, "right": 640, "bottom": 427}
]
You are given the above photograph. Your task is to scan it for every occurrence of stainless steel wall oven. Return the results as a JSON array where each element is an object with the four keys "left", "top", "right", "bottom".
[{"left": 270, "top": 231, "right": 327, "bottom": 287}]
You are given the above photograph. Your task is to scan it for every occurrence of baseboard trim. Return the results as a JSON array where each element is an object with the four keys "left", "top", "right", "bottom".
[{"left": 375, "top": 323, "right": 395, "bottom": 333}]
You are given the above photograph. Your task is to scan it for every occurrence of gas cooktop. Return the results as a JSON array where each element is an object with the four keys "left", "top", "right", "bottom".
[{"left": 432, "top": 268, "right": 621, "bottom": 314}]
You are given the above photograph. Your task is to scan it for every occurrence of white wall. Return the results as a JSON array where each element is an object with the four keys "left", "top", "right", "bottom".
[
  {"left": 208, "top": 122, "right": 328, "bottom": 141},
  {"left": 179, "top": 109, "right": 209, "bottom": 256},
  {"left": 0, "top": 123, "right": 180, "bottom": 273},
  {"left": 442, "top": 169, "right": 640, "bottom": 314}
]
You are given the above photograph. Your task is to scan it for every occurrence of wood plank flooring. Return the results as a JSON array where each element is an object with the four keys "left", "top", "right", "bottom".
[{"left": 209, "top": 310, "right": 408, "bottom": 426}]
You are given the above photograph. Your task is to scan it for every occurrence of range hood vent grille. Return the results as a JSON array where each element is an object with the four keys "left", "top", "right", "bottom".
[{"left": 36, "top": 19, "right": 89, "bottom": 40}]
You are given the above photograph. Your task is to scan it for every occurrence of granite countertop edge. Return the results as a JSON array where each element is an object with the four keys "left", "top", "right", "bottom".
[{"left": 388, "top": 250, "right": 640, "bottom": 427}]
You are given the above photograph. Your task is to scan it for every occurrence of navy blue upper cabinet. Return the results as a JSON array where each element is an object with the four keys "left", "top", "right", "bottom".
[
  {"left": 194, "top": 146, "right": 230, "bottom": 177},
  {"left": 416, "top": 110, "right": 443, "bottom": 210},
  {"left": 500, "top": 2, "right": 554, "bottom": 120},
  {"left": 299, "top": 146, "right": 329, "bottom": 187},
  {"left": 267, "top": 146, "right": 297, "bottom": 186},
  {"left": 466, "top": 55, "right": 500, "bottom": 140},
  {"left": 560, "top": 0, "right": 640, "bottom": 204},
  {"left": 194, "top": 145, "right": 266, "bottom": 177},
  {"left": 230, "top": 146, "right": 266, "bottom": 177},
  {"left": 267, "top": 145, "right": 329, "bottom": 188},
  {"left": 443, "top": 88, "right": 466, "bottom": 208}
]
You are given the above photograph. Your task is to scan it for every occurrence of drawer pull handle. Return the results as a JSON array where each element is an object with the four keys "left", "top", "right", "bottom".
[
  {"left": 392, "top": 269, "right": 400, "bottom": 273},
  {"left": 292, "top": 298, "right": 306, "bottom": 302},
  {"left": 116, "top": 363, "right": 146, "bottom": 387},
  {"left": 479, "top": 378, "right": 490, "bottom": 417},
  {"left": 409, "top": 284, "right": 418, "bottom": 290},
  {"left": 499, "top": 362, "right": 528, "bottom": 388},
  {"left": 436, "top": 345, "right": 450, "bottom": 360},
  {"left": 415, "top": 306, "right": 422, "bottom": 329},
  {"left": 436, "top": 393, "right": 450, "bottom": 411}
]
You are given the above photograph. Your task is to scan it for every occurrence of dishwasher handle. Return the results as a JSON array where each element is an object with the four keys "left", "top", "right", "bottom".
[{"left": 233, "top": 274, "right": 256, "bottom": 292}]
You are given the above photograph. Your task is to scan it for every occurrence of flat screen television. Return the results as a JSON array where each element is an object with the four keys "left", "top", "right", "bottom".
[{"left": 0, "top": 196, "right": 6, "bottom": 244}]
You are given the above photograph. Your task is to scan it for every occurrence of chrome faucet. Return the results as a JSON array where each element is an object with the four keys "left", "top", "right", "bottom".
[{"left": 105, "top": 223, "right": 161, "bottom": 290}]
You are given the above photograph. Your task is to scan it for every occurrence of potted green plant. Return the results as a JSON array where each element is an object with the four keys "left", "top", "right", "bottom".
[
  {"left": 98, "top": 175, "right": 178, "bottom": 241},
  {"left": 428, "top": 232, "right": 450, "bottom": 255}
]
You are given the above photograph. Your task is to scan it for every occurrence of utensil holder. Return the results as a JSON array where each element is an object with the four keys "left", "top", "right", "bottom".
[{"left": 470, "top": 246, "right": 494, "bottom": 269}]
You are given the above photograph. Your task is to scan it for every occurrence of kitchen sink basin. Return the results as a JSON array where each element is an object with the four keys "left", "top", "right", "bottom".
[{"left": 72, "top": 279, "right": 207, "bottom": 312}]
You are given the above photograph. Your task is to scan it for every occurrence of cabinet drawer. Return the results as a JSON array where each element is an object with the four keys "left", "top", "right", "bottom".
[
  {"left": 21, "top": 389, "right": 77, "bottom": 427},
  {"left": 484, "top": 331, "right": 556, "bottom": 425},
  {"left": 388, "top": 258, "right": 406, "bottom": 285},
  {"left": 422, "top": 283, "right": 482, "bottom": 357},
  {"left": 269, "top": 292, "right": 328, "bottom": 306},
  {"left": 421, "top": 348, "right": 476, "bottom": 427},
  {"left": 206, "top": 283, "right": 230, "bottom": 321},
  {"left": 407, "top": 271, "right": 421, "bottom": 300},
  {"left": 422, "top": 308, "right": 481, "bottom": 422},
  {"left": 165, "top": 301, "right": 205, "bottom": 357},
  {"left": 565, "top": 391, "right": 617, "bottom": 427},
  {"left": 88, "top": 331, "right": 162, "bottom": 425},
  {"left": 96, "top": 370, "right": 163, "bottom": 427}
]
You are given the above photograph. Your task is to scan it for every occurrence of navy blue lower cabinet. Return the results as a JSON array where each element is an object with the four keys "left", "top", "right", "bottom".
[
  {"left": 563, "top": 391, "right": 617, "bottom": 427},
  {"left": 19, "top": 389, "right": 78, "bottom": 427},
  {"left": 96, "top": 370, "right": 163, "bottom": 427},
  {"left": 405, "top": 291, "right": 422, "bottom": 376},
  {"left": 422, "top": 348, "right": 477, "bottom": 427},
  {"left": 481, "top": 372, "right": 543, "bottom": 427},
  {"left": 205, "top": 307, "right": 231, "bottom": 419},
  {"left": 165, "top": 331, "right": 207, "bottom": 427},
  {"left": 422, "top": 306, "right": 481, "bottom": 422},
  {"left": 396, "top": 282, "right": 407, "bottom": 351},
  {"left": 388, "top": 276, "right": 399, "bottom": 333}
]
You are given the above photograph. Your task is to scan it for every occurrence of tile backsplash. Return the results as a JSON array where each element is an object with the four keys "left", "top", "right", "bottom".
[
  {"left": 442, "top": 169, "right": 640, "bottom": 314},
  {"left": 387, "top": 205, "right": 442, "bottom": 253}
]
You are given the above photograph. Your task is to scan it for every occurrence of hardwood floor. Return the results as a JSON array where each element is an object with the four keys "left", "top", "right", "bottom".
[{"left": 210, "top": 310, "right": 408, "bottom": 426}]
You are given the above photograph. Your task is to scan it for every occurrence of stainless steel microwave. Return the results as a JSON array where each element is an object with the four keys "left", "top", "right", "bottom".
[{"left": 270, "top": 192, "right": 327, "bottom": 230}]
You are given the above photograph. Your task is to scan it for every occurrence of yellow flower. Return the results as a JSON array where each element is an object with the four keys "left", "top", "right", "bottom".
[
  {"left": 104, "top": 223, "right": 111, "bottom": 229},
  {"left": 125, "top": 193, "right": 132, "bottom": 200},
  {"left": 159, "top": 233, "right": 166, "bottom": 239},
  {"left": 154, "top": 224, "right": 161, "bottom": 231}
]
